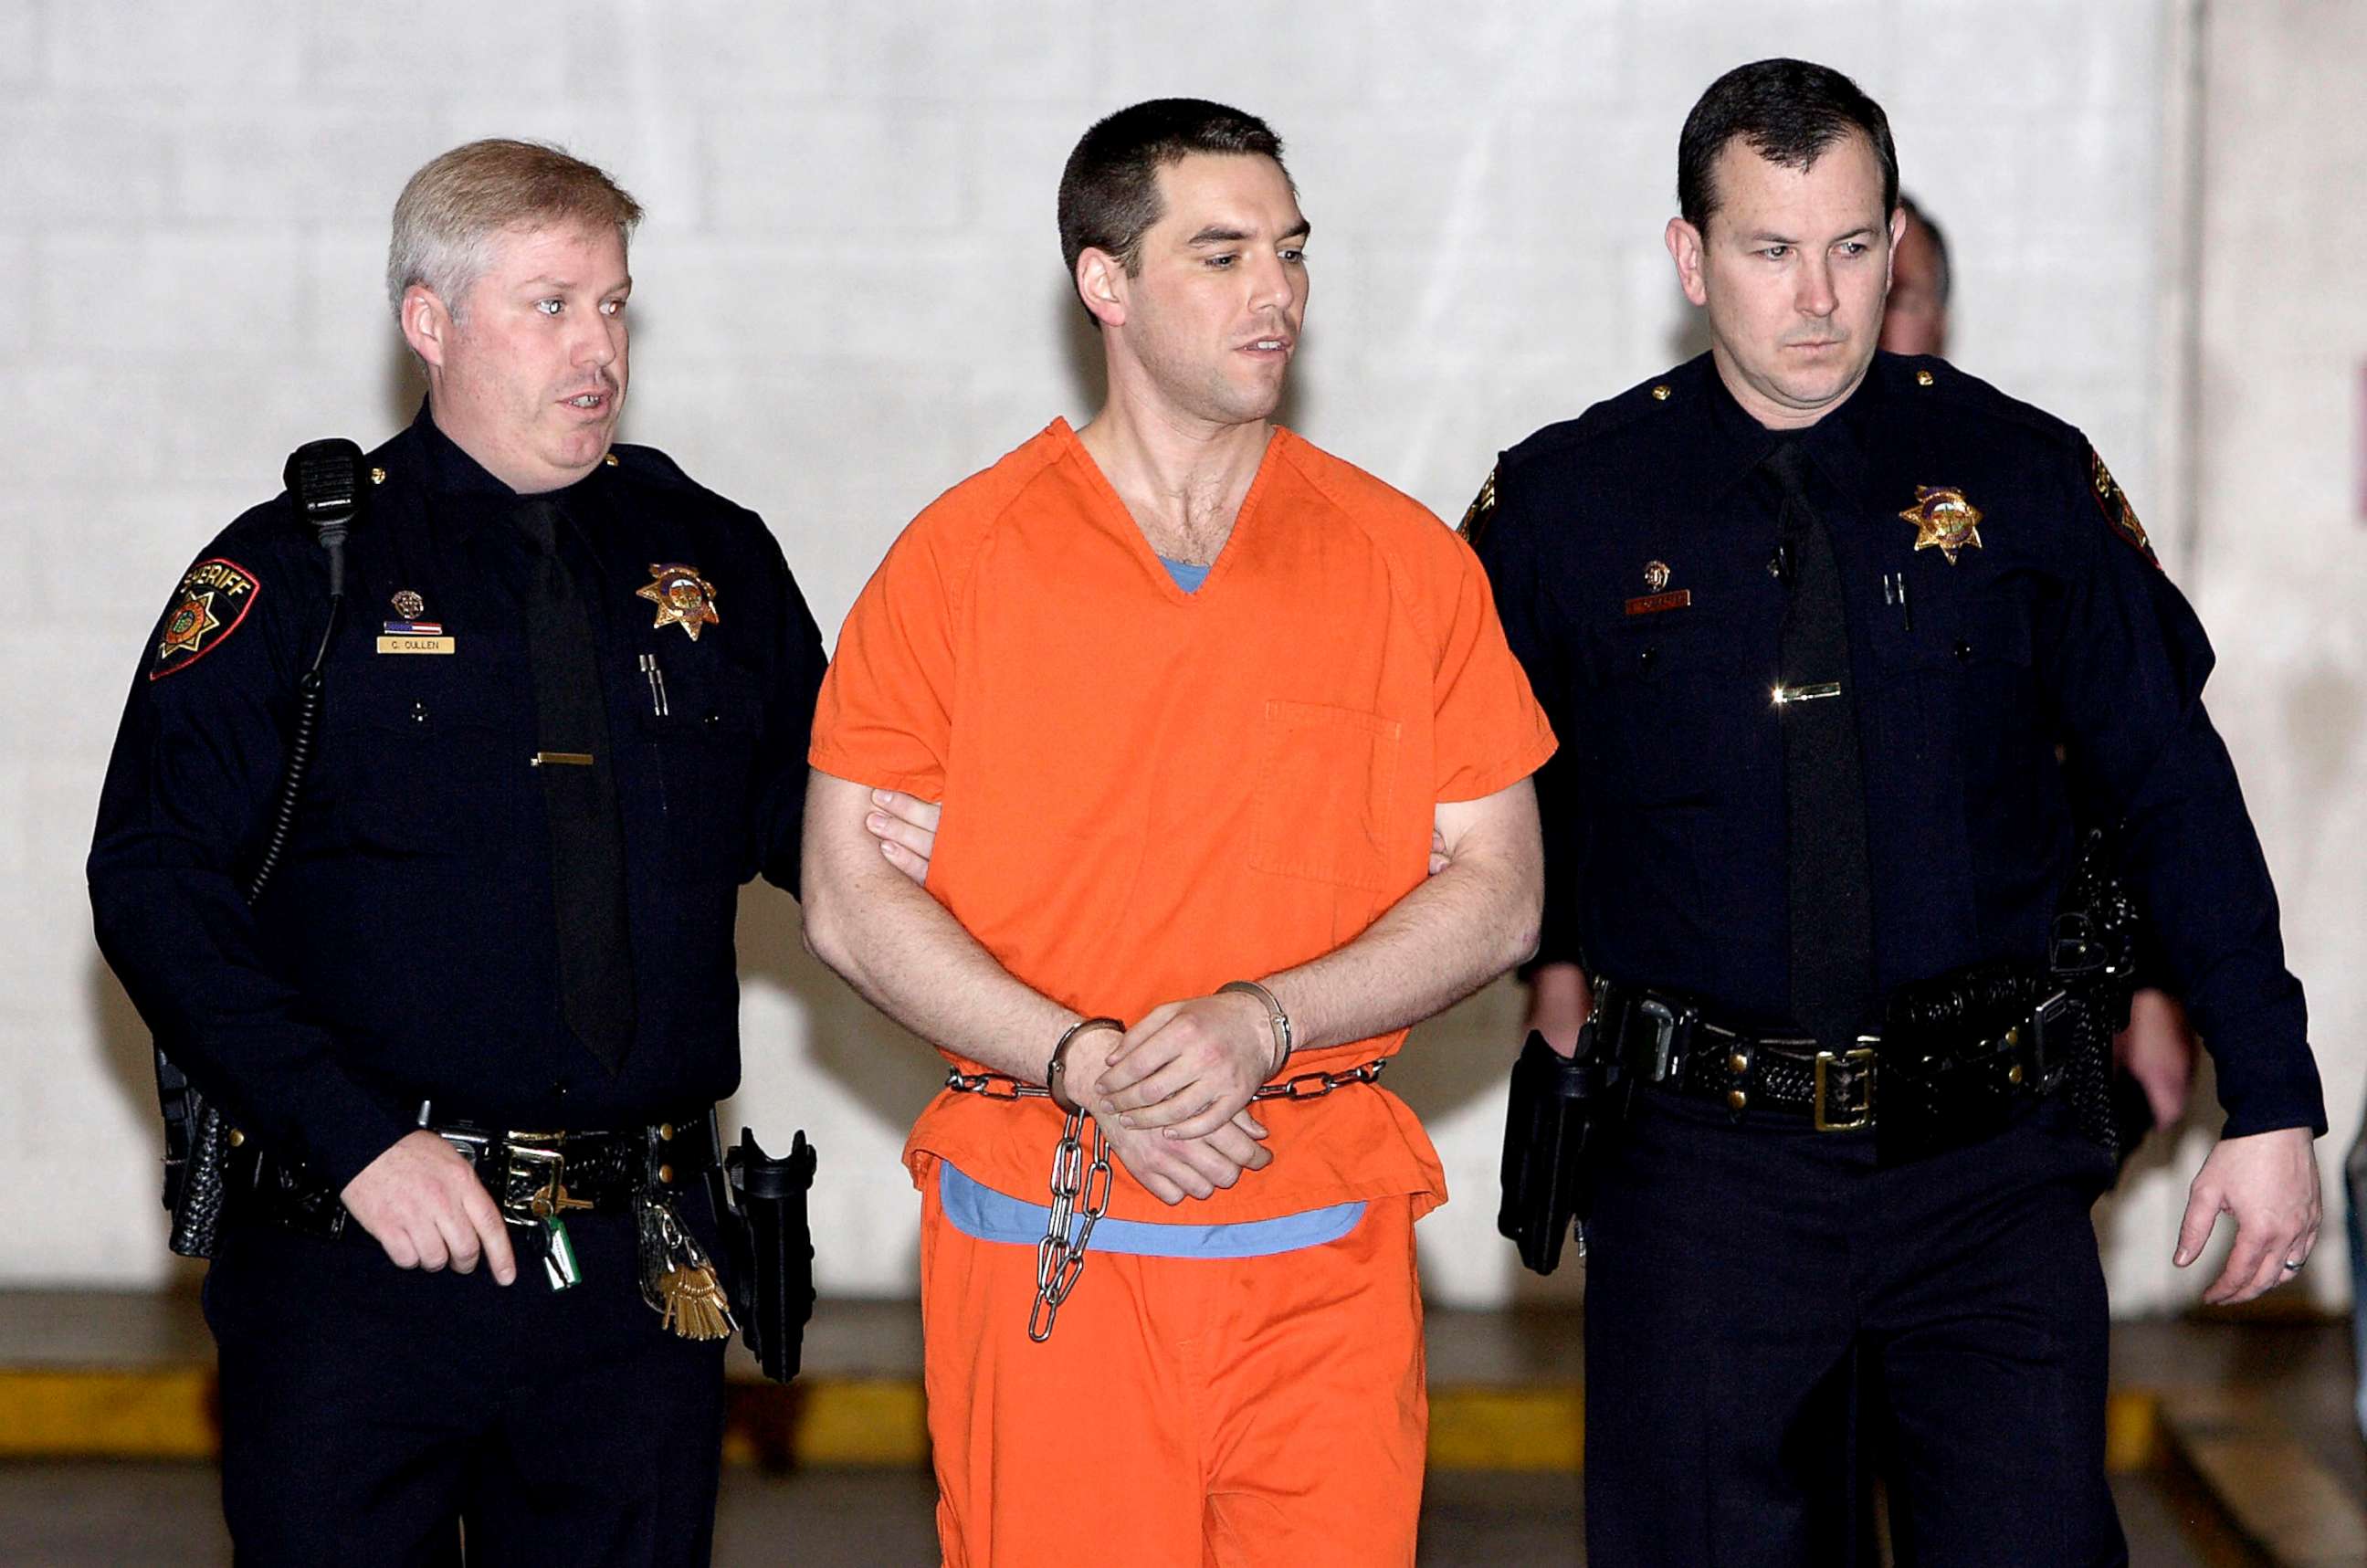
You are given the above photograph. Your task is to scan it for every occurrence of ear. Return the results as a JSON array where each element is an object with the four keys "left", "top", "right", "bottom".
[
  {"left": 400, "top": 283, "right": 454, "bottom": 371},
  {"left": 1885, "top": 205, "right": 1908, "bottom": 292},
  {"left": 1075, "top": 247, "right": 1128, "bottom": 330},
  {"left": 1665, "top": 216, "right": 1709, "bottom": 308}
]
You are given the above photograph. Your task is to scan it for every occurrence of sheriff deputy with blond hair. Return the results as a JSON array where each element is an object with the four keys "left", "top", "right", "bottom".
[{"left": 90, "top": 139, "right": 831, "bottom": 1563}]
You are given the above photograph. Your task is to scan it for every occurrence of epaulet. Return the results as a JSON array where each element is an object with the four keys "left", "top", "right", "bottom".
[
  {"left": 604, "top": 442, "right": 697, "bottom": 489},
  {"left": 1887, "top": 357, "right": 2157, "bottom": 567},
  {"left": 1887, "top": 355, "right": 2083, "bottom": 453},
  {"left": 1502, "top": 363, "right": 1693, "bottom": 477}
]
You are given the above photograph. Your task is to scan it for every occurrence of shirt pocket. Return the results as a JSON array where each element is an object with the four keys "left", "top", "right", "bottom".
[
  {"left": 1249, "top": 700, "right": 1403, "bottom": 891},
  {"left": 1583, "top": 615, "right": 1749, "bottom": 809},
  {"left": 637, "top": 658, "right": 766, "bottom": 878},
  {"left": 312, "top": 651, "right": 518, "bottom": 854}
]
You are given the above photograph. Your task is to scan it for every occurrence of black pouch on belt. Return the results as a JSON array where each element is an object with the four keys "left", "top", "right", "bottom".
[
  {"left": 719, "top": 1127, "right": 819, "bottom": 1384},
  {"left": 1876, "top": 963, "right": 2053, "bottom": 1163},
  {"left": 1497, "top": 1024, "right": 1622, "bottom": 1277}
]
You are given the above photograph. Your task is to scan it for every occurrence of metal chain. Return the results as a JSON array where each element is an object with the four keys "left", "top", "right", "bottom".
[
  {"left": 942, "top": 1058, "right": 1387, "bottom": 1344},
  {"left": 1027, "top": 1106, "right": 1113, "bottom": 1342},
  {"left": 944, "top": 1057, "right": 1387, "bottom": 1106}
]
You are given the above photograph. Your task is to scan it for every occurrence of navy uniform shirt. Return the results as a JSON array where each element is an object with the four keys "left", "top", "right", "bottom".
[
  {"left": 89, "top": 406, "right": 827, "bottom": 1189},
  {"left": 1473, "top": 352, "right": 2323, "bottom": 1140}
]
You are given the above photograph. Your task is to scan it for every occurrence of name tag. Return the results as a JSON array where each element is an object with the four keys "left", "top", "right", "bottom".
[
  {"left": 1624, "top": 589, "right": 1693, "bottom": 616},
  {"left": 376, "top": 635, "right": 455, "bottom": 655}
]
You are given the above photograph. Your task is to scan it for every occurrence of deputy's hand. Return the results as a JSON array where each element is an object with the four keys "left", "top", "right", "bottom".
[
  {"left": 340, "top": 1130, "right": 518, "bottom": 1285},
  {"left": 1066, "top": 1026, "right": 1270, "bottom": 1204},
  {"left": 1527, "top": 962, "right": 1593, "bottom": 1058},
  {"left": 2114, "top": 987, "right": 2197, "bottom": 1131},
  {"left": 1429, "top": 827, "right": 1450, "bottom": 875},
  {"left": 1095, "top": 992, "right": 1282, "bottom": 1140},
  {"left": 2173, "top": 1125, "right": 2320, "bottom": 1305},
  {"left": 865, "top": 788, "right": 942, "bottom": 887}
]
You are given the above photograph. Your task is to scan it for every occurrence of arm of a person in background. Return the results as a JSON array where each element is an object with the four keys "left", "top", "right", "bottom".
[
  {"left": 1525, "top": 963, "right": 1594, "bottom": 1058},
  {"left": 802, "top": 769, "right": 1269, "bottom": 1204},
  {"left": 2116, "top": 986, "right": 2197, "bottom": 1131},
  {"left": 1096, "top": 778, "right": 1543, "bottom": 1138}
]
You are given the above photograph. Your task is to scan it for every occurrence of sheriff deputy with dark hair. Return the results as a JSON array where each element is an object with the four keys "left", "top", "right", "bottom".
[
  {"left": 1470, "top": 58, "right": 2326, "bottom": 1566},
  {"left": 89, "top": 139, "right": 832, "bottom": 1563},
  {"left": 802, "top": 98, "right": 1552, "bottom": 1566}
]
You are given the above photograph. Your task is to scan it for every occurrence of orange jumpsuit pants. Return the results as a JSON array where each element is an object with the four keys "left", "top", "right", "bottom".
[{"left": 918, "top": 1168, "right": 1426, "bottom": 1568}]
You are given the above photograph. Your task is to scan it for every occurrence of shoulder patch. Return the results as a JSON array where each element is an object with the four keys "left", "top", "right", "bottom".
[
  {"left": 1457, "top": 466, "right": 1499, "bottom": 546},
  {"left": 2087, "top": 449, "right": 2160, "bottom": 568},
  {"left": 149, "top": 557, "right": 261, "bottom": 679}
]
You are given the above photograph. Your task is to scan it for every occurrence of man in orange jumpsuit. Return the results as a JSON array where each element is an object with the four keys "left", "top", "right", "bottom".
[{"left": 799, "top": 100, "right": 1555, "bottom": 1567}]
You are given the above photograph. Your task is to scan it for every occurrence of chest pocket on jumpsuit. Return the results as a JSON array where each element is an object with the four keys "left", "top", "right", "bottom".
[
  {"left": 1248, "top": 699, "right": 1403, "bottom": 892},
  {"left": 639, "top": 656, "right": 766, "bottom": 879}
]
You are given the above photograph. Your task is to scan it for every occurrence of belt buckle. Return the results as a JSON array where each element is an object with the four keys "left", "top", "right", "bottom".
[
  {"left": 501, "top": 1131, "right": 587, "bottom": 1221},
  {"left": 1813, "top": 1043, "right": 1878, "bottom": 1131},
  {"left": 1633, "top": 996, "right": 1698, "bottom": 1082},
  {"left": 2025, "top": 990, "right": 2072, "bottom": 1083}
]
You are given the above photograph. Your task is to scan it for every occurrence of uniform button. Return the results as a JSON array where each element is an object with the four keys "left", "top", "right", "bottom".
[
  {"left": 227, "top": 1128, "right": 246, "bottom": 1148},
  {"left": 1727, "top": 1050, "right": 1751, "bottom": 1075},
  {"left": 411, "top": 700, "right": 426, "bottom": 723},
  {"left": 1916, "top": 369, "right": 1935, "bottom": 387},
  {"left": 1651, "top": 384, "right": 1672, "bottom": 402},
  {"left": 657, "top": 1163, "right": 675, "bottom": 1185},
  {"left": 658, "top": 1122, "right": 674, "bottom": 1142},
  {"left": 369, "top": 467, "right": 388, "bottom": 485},
  {"left": 2008, "top": 1063, "right": 2026, "bottom": 1086},
  {"left": 1726, "top": 1089, "right": 1749, "bottom": 1111}
]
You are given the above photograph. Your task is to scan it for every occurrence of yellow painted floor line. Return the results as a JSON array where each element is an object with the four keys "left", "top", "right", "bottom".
[
  {"left": 0, "top": 1369, "right": 218, "bottom": 1459},
  {"left": 0, "top": 1365, "right": 2195, "bottom": 1484}
]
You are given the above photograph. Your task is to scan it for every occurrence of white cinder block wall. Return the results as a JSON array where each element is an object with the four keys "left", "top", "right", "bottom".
[{"left": 8, "top": 0, "right": 2346, "bottom": 1312}]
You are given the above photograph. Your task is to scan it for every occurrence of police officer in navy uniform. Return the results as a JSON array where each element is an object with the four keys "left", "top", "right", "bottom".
[
  {"left": 1470, "top": 61, "right": 2326, "bottom": 1566},
  {"left": 89, "top": 140, "right": 825, "bottom": 1564}
]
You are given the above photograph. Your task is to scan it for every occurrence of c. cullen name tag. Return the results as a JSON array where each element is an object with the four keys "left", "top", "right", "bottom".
[{"left": 376, "top": 635, "right": 456, "bottom": 655}]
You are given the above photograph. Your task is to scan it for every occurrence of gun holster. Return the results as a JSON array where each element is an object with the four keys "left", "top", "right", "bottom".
[
  {"left": 716, "top": 1126, "right": 818, "bottom": 1384},
  {"left": 1497, "top": 1024, "right": 1626, "bottom": 1277}
]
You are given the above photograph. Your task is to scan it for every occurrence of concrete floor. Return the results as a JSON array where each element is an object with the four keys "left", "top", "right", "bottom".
[{"left": 0, "top": 1460, "right": 2230, "bottom": 1565}]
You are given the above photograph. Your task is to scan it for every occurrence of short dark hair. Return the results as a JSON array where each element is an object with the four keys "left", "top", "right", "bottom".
[
  {"left": 1898, "top": 191, "right": 1951, "bottom": 304},
  {"left": 1677, "top": 58, "right": 1898, "bottom": 234},
  {"left": 1057, "top": 98, "right": 1289, "bottom": 310}
]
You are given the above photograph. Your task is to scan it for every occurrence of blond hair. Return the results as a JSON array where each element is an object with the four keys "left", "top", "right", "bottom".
[{"left": 386, "top": 139, "right": 643, "bottom": 321}]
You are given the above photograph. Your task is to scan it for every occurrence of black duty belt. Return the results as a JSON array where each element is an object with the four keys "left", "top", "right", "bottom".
[
  {"left": 1592, "top": 976, "right": 2088, "bottom": 1133},
  {"left": 227, "top": 1117, "right": 719, "bottom": 1240}
]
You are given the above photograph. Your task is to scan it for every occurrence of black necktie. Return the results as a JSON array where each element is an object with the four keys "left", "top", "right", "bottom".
[
  {"left": 1766, "top": 443, "right": 1875, "bottom": 1049},
  {"left": 517, "top": 498, "right": 636, "bottom": 1074}
]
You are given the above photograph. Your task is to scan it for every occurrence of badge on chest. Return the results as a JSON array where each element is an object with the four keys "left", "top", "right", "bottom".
[
  {"left": 1625, "top": 558, "right": 1692, "bottom": 616},
  {"left": 378, "top": 589, "right": 453, "bottom": 654}
]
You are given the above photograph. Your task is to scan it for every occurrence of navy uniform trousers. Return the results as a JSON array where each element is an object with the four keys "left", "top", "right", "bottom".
[
  {"left": 1583, "top": 1091, "right": 2127, "bottom": 1568},
  {"left": 206, "top": 1205, "right": 727, "bottom": 1567}
]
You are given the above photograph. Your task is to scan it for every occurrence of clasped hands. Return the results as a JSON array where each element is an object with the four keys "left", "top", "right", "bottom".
[
  {"left": 868, "top": 786, "right": 1286, "bottom": 1206},
  {"left": 1064, "top": 993, "right": 1282, "bottom": 1205}
]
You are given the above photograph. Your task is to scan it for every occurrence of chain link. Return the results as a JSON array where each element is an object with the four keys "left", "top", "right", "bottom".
[
  {"left": 943, "top": 1058, "right": 1387, "bottom": 1107},
  {"left": 941, "top": 1058, "right": 1387, "bottom": 1343},
  {"left": 1027, "top": 1106, "right": 1113, "bottom": 1342}
]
